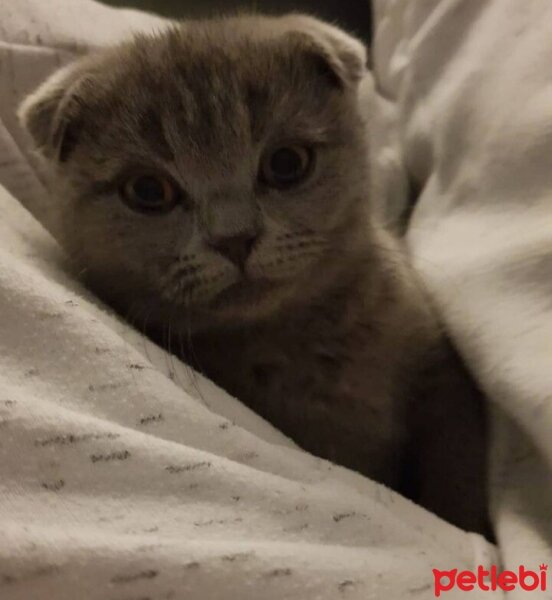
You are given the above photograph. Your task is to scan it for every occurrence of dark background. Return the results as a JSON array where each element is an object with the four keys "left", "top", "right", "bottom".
[{"left": 99, "top": 0, "right": 372, "bottom": 42}]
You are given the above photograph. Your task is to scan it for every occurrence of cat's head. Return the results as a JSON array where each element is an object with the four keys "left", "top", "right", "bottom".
[{"left": 19, "top": 14, "right": 371, "bottom": 329}]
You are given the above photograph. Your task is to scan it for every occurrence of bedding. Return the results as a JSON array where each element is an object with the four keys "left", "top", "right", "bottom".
[
  {"left": 0, "top": 0, "right": 550, "bottom": 598},
  {"left": 372, "top": 0, "right": 552, "bottom": 585},
  {"left": 4, "top": 179, "right": 489, "bottom": 600}
]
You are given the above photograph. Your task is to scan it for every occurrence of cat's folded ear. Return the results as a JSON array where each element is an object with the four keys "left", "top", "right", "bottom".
[
  {"left": 18, "top": 60, "right": 98, "bottom": 162},
  {"left": 281, "top": 15, "right": 368, "bottom": 90}
]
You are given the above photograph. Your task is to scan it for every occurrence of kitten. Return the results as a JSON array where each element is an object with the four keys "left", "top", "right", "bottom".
[{"left": 19, "top": 14, "right": 490, "bottom": 535}]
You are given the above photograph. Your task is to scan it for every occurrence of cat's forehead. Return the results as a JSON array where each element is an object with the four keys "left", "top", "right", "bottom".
[
  {"left": 131, "top": 18, "right": 297, "bottom": 77},
  {"left": 121, "top": 23, "right": 293, "bottom": 100},
  {"left": 110, "top": 40, "right": 280, "bottom": 167},
  {"left": 78, "top": 19, "right": 346, "bottom": 172}
]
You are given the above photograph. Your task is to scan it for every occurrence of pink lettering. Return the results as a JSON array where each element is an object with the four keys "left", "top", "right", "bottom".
[
  {"left": 477, "top": 565, "right": 490, "bottom": 591},
  {"left": 457, "top": 571, "right": 476, "bottom": 591},
  {"left": 519, "top": 566, "right": 539, "bottom": 591},
  {"left": 498, "top": 571, "right": 517, "bottom": 591},
  {"left": 433, "top": 569, "right": 457, "bottom": 597},
  {"left": 432, "top": 564, "right": 547, "bottom": 595}
]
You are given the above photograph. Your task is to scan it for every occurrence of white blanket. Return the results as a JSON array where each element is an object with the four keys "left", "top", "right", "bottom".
[
  {"left": 372, "top": 0, "right": 552, "bottom": 583},
  {"left": 1, "top": 0, "right": 550, "bottom": 598}
]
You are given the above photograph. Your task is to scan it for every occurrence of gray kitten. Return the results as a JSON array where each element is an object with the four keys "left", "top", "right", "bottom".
[{"left": 19, "top": 14, "right": 490, "bottom": 535}]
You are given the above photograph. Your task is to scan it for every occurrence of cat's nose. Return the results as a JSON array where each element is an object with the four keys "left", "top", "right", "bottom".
[{"left": 209, "top": 233, "right": 258, "bottom": 270}]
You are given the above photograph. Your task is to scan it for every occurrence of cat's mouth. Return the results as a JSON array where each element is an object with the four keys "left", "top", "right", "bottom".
[{"left": 208, "top": 276, "right": 277, "bottom": 310}]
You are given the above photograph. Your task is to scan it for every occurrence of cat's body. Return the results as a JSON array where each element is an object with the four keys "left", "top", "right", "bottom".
[{"left": 19, "top": 14, "right": 490, "bottom": 535}]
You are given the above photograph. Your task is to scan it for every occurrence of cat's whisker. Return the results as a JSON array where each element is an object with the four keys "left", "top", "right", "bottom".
[{"left": 181, "top": 291, "right": 207, "bottom": 405}]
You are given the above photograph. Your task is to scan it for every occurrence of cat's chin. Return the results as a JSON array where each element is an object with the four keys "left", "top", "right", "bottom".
[
  {"left": 205, "top": 276, "right": 287, "bottom": 321},
  {"left": 197, "top": 254, "right": 351, "bottom": 325}
]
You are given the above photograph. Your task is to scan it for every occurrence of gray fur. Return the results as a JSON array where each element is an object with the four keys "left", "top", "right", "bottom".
[{"left": 19, "top": 14, "right": 490, "bottom": 535}]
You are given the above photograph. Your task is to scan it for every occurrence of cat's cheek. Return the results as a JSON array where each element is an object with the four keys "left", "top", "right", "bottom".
[{"left": 259, "top": 168, "right": 351, "bottom": 234}]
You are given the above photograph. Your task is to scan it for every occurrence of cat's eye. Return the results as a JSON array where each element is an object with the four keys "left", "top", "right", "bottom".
[
  {"left": 260, "top": 145, "right": 314, "bottom": 189},
  {"left": 120, "top": 173, "right": 180, "bottom": 214}
]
